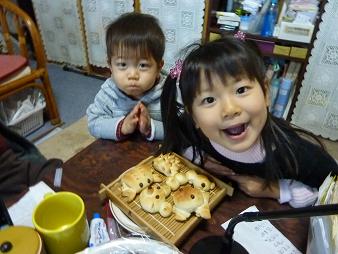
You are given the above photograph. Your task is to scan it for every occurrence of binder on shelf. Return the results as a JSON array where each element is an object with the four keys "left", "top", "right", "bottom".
[
  {"left": 282, "top": 62, "right": 301, "bottom": 118},
  {"left": 270, "top": 77, "right": 280, "bottom": 112},
  {"left": 273, "top": 77, "right": 293, "bottom": 118}
]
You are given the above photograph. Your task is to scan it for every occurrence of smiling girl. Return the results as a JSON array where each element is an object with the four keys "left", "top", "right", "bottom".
[{"left": 159, "top": 36, "right": 338, "bottom": 208}]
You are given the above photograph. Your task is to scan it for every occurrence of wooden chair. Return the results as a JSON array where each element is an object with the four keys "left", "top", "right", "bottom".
[{"left": 0, "top": 0, "right": 61, "bottom": 125}]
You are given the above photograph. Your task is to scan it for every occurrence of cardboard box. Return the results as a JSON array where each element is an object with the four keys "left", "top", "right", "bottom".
[
  {"left": 273, "top": 45, "right": 291, "bottom": 56},
  {"left": 277, "top": 21, "right": 314, "bottom": 43},
  {"left": 290, "top": 47, "right": 308, "bottom": 59},
  {"left": 251, "top": 39, "right": 275, "bottom": 55}
]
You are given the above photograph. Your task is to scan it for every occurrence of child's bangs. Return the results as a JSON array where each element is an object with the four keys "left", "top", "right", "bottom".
[
  {"left": 112, "top": 42, "right": 151, "bottom": 59},
  {"left": 197, "top": 58, "right": 251, "bottom": 91}
]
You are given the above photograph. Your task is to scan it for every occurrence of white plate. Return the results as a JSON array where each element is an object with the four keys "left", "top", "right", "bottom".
[
  {"left": 109, "top": 200, "right": 145, "bottom": 234},
  {"left": 77, "top": 236, "right": 182, "bottom": 254}
]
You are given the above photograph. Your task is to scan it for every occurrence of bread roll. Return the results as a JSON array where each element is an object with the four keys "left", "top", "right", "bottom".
[
  {"left": 120, "top": 164, "right": 162, "bottom": 202},
  {"left": 186, "top": 170, "right": 215, "bottom": 192},
  {"left": 152, "top": 153, "right": 181, "bottom": 176},
  {"left": 173, "top": 185, "right": 211, "bottom": 221},
  {"left": 139, "top": 184, "right": 172, "bottom": 217}
]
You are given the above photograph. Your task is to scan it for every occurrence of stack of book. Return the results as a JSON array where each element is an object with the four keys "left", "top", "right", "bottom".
[
  {"left": 266, "top": 61, "right": 302, "bottom": 119},
  {"left": 216, "top": 11, "right": 241, "bottom": 31}
]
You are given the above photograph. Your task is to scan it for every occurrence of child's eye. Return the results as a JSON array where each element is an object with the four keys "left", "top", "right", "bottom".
[
  {"left": 116, "top": 62, "right": 127, "bottom": 69},
  {"left": 201, "top": 97, "right": 215, "bottom": 104},
  {"left": 139, "top": 62, "right": 150, "bottom": 70},
  {"left": 236, "top": 86, "right": 248, "bottom": 94}
]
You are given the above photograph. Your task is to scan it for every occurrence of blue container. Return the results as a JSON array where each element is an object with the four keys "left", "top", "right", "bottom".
[{"left": 261, "top": 0, "right": 278, "bottom": 37}]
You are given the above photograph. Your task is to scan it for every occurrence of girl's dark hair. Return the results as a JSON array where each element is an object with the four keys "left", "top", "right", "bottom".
[
  {"left": 106, "top": 12, "right": 165, "bottom": 65},
  {"left": 160, "top": 36, "right": 323, "bottom": 183}
]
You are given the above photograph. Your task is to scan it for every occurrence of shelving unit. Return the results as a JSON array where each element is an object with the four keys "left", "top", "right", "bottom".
[{"left": 203, "top": 0, "right": 326, "bottom": 120}]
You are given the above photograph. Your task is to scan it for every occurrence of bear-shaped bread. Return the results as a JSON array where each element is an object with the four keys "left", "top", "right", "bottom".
[
  {"left": 165, "top": 172, "right": 188, "bottom": 191},
  {"left": 186, "top": 170, "right": 215, "bottom": 192},
  {"left": 172, "top": 185, "right": 211, "bottom": 221},
  {"left": 120, "top": 164, "right": 162, "bottom": 202},
  {"left": 152, "top": 153, "right": 181, "bottom": 176},
  {"left": 139, "top": 184, "right": 172, "bottom": 217}
]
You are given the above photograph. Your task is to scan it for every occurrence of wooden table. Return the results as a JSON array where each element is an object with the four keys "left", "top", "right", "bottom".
[{"left": 44, "top": 137, "right": 309, "bottom": 253}]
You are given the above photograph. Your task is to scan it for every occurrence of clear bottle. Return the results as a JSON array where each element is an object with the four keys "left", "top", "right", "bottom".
[
  {"left": 261, "top": 0, "right": 278, "bottom": 37},
  {"left": 88, "top": 213, "right": 110, "bottom": 247}
]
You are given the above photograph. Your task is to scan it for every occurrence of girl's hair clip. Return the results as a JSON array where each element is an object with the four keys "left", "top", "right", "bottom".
[
  {"left": 234, "top": 30, "right": 246, "bottom": 41},
  {"left": 169, "top": 59, "right": 183, "bottom": 79}
]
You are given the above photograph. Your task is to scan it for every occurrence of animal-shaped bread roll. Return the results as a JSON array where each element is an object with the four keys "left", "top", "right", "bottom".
[
  {"left": 186, "top": 170, "right": 215, "bottom": 192},
  {"left": 139, "top": 184, "right": 172, "bottom": 217},
  {"left": 120, "top": 165, "right": 162, "bottom": 202},
  {"left": 172, "top": 185, "right": 211, "bottom": 221},
  {"left": 165, "top": 172, "right": 188, "bottom": 191},
  {"left": 152, "top": 153, "right": 181, "bottom": 176}
]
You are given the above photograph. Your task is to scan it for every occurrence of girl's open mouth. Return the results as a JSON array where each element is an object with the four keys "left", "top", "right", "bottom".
[{"left": 224, "top": 124, "right": 246, "bottom": 136}]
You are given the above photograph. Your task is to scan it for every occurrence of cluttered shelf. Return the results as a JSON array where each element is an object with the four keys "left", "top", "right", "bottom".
[{"left": 209, "top": 27, "right": 309, "bottom": 62}]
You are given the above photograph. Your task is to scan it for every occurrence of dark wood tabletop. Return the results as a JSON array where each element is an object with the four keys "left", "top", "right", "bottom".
[{"left": 44, "top": 137, "right": 309, "bottom": 254}]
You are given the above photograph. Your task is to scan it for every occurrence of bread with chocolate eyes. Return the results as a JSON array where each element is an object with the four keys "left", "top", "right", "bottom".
[
  {"left": 139, "top": 184, "right": 172, "bottom": 217},
  {"left": 120, "top": 164, "right": 162, "bottom": 202},
  {"left": 186, "top": 170, "right": 215, "bottom": 192},
  {"left": 172, "top": 185, "right": 211, "bottom": 221},
  {"left": 152, "top": 153, "right": 181, "bottom": 176},
  {"left": 165, "top": 172, "right": 188, "bottom": 191}
]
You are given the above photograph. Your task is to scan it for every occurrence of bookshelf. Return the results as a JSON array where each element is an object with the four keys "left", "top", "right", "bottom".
[{"left": 203, "top": 0, "right": 326, "bottom": 121}]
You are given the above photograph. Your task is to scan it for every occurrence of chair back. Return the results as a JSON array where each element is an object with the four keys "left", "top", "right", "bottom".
[
  {"left": 0, "top": 1, "right": 61, "bottom": 126},
  {"left": 0, "top": 1, "right": 46, "bottom": 69}
]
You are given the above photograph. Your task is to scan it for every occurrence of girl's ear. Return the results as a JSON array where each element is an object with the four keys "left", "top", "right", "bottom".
[{"left": 158, "top": 59, "right": 164, "bottom": 70}]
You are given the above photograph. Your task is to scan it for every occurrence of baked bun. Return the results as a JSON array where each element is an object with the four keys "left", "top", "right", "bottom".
[
  {"left": 120, "top": 165, "right": 162, "bottom": 202},
  {"left": 165, "top": 172, "right": 188, "bottom": 191},
  {"left": 172, "top": 185, "right": 211, "bottom": 221},
  {"left": 186, "top": 170, "right": 215, "bottom": 192},
  {"left": 139, "top": 184, "right": 172, "bottom": 217},
  {"left": 152, "top": 153, "right": 181, "bottom": 176}
]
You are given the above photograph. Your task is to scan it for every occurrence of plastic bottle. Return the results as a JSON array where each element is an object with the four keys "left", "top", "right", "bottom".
[
  {"left": 261, "top": 0, "right": 278, "bottom": 37},
  {"left": 88, "top": 213, "right": 110, "bottom": 247}
]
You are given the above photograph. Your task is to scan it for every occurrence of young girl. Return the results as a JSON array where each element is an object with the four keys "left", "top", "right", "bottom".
[{"left": 159, "top": 36, "right": 338, "bottom": 208}]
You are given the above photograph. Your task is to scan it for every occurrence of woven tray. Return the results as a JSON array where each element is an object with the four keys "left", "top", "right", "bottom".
[{"left": 99, "top": 153, "right": 234, "bottom": 246}]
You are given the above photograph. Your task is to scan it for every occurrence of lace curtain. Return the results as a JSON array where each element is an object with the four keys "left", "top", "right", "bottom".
[
  {"left": 31, "top": 0, "right": 205, "bottom": 71},
  {"left": 140, "top": 0, "right": 205, "bottom": 72},
  {"left": 291, "top": 0, "right": 338, "bottom": 141},
  {"left": 81, "top": 0, "right": 134, "bottom": 67},
  {"left": 32, "top": 0, "right": 87, "bottom": 67}
]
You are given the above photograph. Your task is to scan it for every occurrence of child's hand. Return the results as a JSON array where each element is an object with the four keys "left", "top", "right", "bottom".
[
  {"left": 227, "top": 175, "right": 280, "bottom": 199},
  {"left": 121, "top": 104, "right": 140, "bottom": 135},
  {"left": 138, "top": 103, "right": 151, "bottom": 137}
]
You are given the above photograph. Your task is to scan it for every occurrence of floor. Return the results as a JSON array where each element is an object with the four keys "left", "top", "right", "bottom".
[
  {"left": 37, "top": 116, "right": 338, "bottom": 163},
  {"left": 37, "top": 116, "right": 95, "bottom": 161}
]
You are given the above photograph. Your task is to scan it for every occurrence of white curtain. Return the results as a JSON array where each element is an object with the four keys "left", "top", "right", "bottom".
[
  {"left": 291, "top": 0, "right": 338, "bottom": 141},
  {"left": 81, "top": 0, "right": 134, "bottom": 67},
  {"left": 140, "top": 0, "right": 205, "bottom": 72},
  {"left": 32, "top": 0, "right": 87, "bottom": 67}
]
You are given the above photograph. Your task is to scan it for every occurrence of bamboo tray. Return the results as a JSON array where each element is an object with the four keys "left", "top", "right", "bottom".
[{"left": 99, "top": 153, "right": 234, "bottom": 246}]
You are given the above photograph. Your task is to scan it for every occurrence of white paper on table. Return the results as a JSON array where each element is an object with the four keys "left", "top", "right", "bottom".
[
  {"left": 8, "top": 181, "right": 54, "bottom": 227},
  {"left": 221, "top": 205, "right": 301, "bottom": 254}
]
